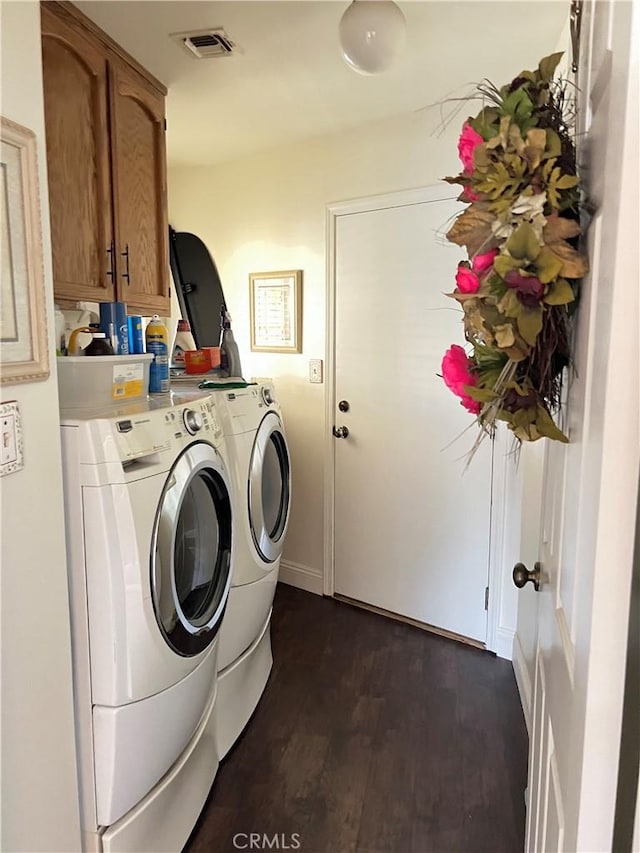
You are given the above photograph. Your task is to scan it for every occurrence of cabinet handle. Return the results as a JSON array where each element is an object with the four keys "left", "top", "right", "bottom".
[
  {"left": 106, "top": 242, "right": 116, "bottom": 281},
  {"left": 121, "top": 244, "right": 130, "bottom": 285}
]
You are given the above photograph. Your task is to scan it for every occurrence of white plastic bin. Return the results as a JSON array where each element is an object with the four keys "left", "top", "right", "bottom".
[{"left": 57, "top": 354, "right": 153, "bottom": 408}]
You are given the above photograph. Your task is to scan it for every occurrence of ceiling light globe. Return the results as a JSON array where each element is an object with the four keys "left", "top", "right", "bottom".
[{"left": 339, "top": 0, "right": 406, "bottom": 76}]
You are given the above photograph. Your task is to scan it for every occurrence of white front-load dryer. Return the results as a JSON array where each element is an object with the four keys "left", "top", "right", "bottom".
[
  {"left": 61, "top": 391, "right": 232, "bottom": 851},
  {"left": 213, "top": 381, "right": 291, "bottom": 757}
]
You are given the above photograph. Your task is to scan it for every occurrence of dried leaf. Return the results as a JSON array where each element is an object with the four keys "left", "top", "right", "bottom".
[
  {"left": 494, "top": 323, "right": 516, "bottom": 349},
  {"left": 543, "top": 214, "right": 582, "bottom": 242},
  {"left": 446, "top": 205, "right": 496, "bottom": 256},
  {"left": 546, "top": 239, "right": 590, "bottom": 278},
  {"left": 498, "top": 288, "right": 522, "bottom": 318}
]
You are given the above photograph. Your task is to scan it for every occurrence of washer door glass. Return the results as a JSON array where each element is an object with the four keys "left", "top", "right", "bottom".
[
  {"left": 249, "top": 412, "right": 291, "bottom": 563},
  {"left": 152, "top": 442, "right": 232, "bottom": 656}
]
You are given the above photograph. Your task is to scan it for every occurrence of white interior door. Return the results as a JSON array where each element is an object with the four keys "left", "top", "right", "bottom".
[
  {"left": 332, "top": 190, "right": 493, "bottom": 643},
  {"left": 525, "top": 2, "right": 639, "bottom": 850}
]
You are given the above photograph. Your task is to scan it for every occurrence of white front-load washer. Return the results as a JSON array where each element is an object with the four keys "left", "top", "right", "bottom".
[
  {"left": 60, "top": 390, "right": 232, "bottom": 852},
  {"left": 214, "top": 381, "right": 291, "bottom": 757}
]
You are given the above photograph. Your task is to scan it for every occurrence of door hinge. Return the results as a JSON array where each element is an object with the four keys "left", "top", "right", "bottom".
[{"left": 484, "top": 586, "right": 489, "bottom": 611}]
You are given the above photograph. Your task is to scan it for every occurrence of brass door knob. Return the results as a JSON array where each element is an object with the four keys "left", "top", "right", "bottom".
[{"left": 512, "top": 562, "right": 541, "bottom": 591}]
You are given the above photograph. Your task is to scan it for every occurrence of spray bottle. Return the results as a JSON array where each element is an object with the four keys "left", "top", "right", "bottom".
[{"left": 219, "top": 305, "right": 242, "bottom": 378}]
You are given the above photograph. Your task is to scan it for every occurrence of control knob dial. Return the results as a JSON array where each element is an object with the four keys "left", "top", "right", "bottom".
[{"left": 183, "top": 409, "right": 203, "bottom": 435}]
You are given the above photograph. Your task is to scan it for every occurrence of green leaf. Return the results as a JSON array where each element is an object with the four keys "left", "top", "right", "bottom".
[
  {"left": 544, "top": 277, "right": 575, "bottom": 305},
  {"left": 464, "top": 386, "right": 497, "bottom": 403},
  {"left": 544, "top": 129, "right": 562, "bottom": 159},
  {"left": 555, "top": 174, "right": 580, "bottom": 190},
  {"left": 494, "top": 254, "right": 521, "bottom": 278},
  {"left": 469, "top": 107, "right": 500, "bottom": 141},
  {"left": 516, "top": 306, "right": 543, "bottom": 346},
  {"left": 473, "top": 344, "right": 508, "bottom": 369},
  {"left": 500, "top": 87, "right": 534, "bottom": 124},
  {"left": 538, "top": 52, "right": 564, "bottom": 82},
  {"left": 535, "top": 405, "right": 569, "bottom": 442},
  {"left": 535, "top": 247, "right": 564, "bottom": 283},
  {"left": 505, "top": 223, "right": 541, "bottom": 261}
]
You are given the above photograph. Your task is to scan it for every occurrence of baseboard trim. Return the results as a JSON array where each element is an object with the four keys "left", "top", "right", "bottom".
[
  {"left": 334, "top": 594, "right": 486, "bottom": 650},
  {"left": 512, "top": 632, "right": 532, "bottom": 734},
  {"left": 278, "top": 560, "right": 323, "bottom": 596},
  {"left": 494, "top": 626, "right": 515, "bottom": 662}
]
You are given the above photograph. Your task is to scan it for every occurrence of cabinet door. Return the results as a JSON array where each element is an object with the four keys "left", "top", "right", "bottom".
[
  {"left": 109, "top": 60, "right": 170, "bottom": 316},
  {"left": 41, "top": 6, "right": 115, "bottom": 303}
]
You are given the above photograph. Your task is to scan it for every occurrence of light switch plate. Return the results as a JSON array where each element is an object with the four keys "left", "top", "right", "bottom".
[
  {"left": 309, "top": 359, "right": 323, "bottom": 384},
  {"left": 1, "top": 401, "right": 24, "bottom": 476}
]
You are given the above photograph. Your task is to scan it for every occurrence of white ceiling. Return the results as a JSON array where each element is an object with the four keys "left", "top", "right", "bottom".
[{"left": 74, "top": 1, "right": 568, "bottom": 167}]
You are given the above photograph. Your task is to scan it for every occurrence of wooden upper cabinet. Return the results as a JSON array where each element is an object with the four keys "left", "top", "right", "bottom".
[
  {"left": 41, "top": 6, "right": 115, "bottom": 303},
  {"left": 109, "top": 61, "right": 169, "bottom": 316},
  {"left": 40, "top": 2, "right": 169, "bottom": 316}
]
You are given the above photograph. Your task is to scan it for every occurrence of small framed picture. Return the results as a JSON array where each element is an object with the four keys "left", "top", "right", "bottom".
[
  {"left": 249, "top": 270, "right": 302, "bottom": 353},
  {"left": 1, "top": 116, "right": 49, "bottom": 384}
]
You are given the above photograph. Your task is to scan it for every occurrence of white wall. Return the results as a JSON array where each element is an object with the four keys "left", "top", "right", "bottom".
[
  {"left": 169, "top": 108, "right": 462, "bottom": 584},
  {"left": 0, "top": 3, "right": 81, "bottom": 850}
]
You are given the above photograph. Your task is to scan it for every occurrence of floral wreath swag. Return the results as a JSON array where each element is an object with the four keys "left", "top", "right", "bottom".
[{"left": 440, "top": 52, "right": 588, "bottom": 447}]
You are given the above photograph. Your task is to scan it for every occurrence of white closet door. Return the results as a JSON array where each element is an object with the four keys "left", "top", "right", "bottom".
[{"left": 333, "top": 193, "right": 492, "bottom": 643}]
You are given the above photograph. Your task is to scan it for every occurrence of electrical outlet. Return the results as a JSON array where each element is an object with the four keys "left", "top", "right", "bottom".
[
  {"left": 1, "top": 401, "right": 23, "bottom": 476},
  {"left": 309, "top": 359, "right": 323, "bottom": 384}
]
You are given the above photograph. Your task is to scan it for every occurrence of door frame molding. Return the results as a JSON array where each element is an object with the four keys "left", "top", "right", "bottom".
[{"left": 323, "top": 184, "right": 512, "bottom": 655}]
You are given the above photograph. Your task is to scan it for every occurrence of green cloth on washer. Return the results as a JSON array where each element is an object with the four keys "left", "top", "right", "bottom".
[{"left": 198, "top": 380, "right": 257, "bottom": 390}]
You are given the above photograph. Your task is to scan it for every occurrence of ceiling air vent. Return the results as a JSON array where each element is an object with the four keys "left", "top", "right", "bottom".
[{"left": 172, "top": 29, "right": 238, "bottom": 59}]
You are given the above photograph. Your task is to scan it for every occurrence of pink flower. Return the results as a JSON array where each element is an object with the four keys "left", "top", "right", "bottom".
[
  {"left": 458, "top": 121, "right": 484, "bottom": 172},
  {"left": 461, "top": 395, "right": 481, "bottom": 415},
  {"left": 441, "top": 344, "right": 478, "bottom": 398},
  {"left": 472, "top": 248, "right": 498, "bottom": 275},
  {"left": 455, "top": 264, "right": 481, "bottom": 294},
  {"left": 463, "top": 185, "right": 480, "bottom": 203}
]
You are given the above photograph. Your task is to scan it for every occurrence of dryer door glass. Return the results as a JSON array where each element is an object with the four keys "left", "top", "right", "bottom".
[
  {"left": 152, "top": 442, "right": 232, "bottom": 656},
  {"left": 249, "top": 413, "right": 291, "bottom": 563}
]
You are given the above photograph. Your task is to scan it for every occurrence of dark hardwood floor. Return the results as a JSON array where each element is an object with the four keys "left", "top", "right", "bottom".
[{"left": 187, "top": 584, "right": 528, "bottom": 853}]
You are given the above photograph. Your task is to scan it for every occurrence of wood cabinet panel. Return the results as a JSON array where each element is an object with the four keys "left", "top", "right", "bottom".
[
  {"left": 41, "top": 6, "right": 115, "bottom": 303},
  {"left": 109, "top": 62, "right": 169, "bottom": 315},
  {"left": 41, "top": 2, "right": 169, "bottom": 316}
]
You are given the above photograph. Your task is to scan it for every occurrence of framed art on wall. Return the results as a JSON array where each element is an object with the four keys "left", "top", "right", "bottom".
[
  {"left": 249, "top": 269, "right": 302, "bottom": 353},
  {"left": 1, "top": 116, "right": 49, "bottom": 384}
]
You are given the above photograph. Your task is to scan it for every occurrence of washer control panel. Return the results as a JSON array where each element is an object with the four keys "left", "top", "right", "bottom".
[{"left": 112, "top": 395, "right": 223, "bottom": 461}]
